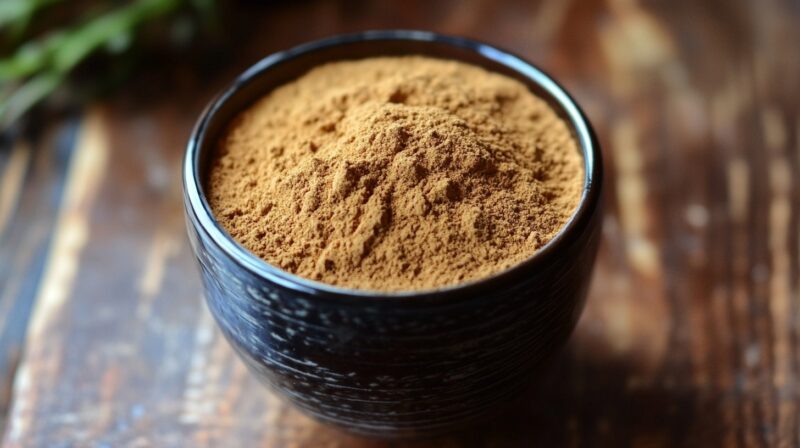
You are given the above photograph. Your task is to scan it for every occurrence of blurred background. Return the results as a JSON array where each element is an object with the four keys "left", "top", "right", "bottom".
[{"left": 0, "top": 0, "right": 799, "bottom": 446}]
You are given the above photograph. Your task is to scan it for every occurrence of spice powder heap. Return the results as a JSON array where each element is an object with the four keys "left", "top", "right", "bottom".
[{"left": 208, "top": 56, "right": 584, "bottom": 291}]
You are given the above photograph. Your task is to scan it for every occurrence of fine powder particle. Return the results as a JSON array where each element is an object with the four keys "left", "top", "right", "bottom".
[{"left": 208, "top": 56, "right": 584, "bottom": 291}]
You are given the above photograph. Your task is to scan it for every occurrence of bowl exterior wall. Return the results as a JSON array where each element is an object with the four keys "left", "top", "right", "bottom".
[{"left": 185, "top": 202, "right": 600, "bottom": 437}]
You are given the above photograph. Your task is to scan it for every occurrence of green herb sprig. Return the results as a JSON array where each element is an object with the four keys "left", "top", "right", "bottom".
[{"left": 0, "top": 0, "right": 217, "bottom": 130}]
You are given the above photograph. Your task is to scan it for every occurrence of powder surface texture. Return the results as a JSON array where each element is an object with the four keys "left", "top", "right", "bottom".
[{"left": 208, "top": 56, "right": 584, "bottom": 291}]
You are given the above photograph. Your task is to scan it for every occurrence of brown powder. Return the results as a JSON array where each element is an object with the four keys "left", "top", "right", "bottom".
[{"left": 207, "top": 56, "right": 584, "bottom": 291}]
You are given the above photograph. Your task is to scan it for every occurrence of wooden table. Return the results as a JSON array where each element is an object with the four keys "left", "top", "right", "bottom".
[{"left": 1, "top": 0, "right": 798, "bottom": 446}]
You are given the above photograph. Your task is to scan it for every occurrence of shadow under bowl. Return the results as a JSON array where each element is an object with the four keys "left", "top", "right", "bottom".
[{"left": 183, "top": 30, "right": 603, "bottom": 438}]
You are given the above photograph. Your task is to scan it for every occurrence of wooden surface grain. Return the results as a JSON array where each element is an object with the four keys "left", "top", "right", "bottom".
[{"left": 1, "top": 0, "right": 799, "bottom": 446}]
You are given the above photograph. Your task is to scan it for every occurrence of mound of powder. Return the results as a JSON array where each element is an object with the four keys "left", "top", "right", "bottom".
[{"left": 207, "top": 56, "right": 583, "bottom": 291}]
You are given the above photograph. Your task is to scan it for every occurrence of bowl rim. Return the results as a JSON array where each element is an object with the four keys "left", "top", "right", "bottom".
[{"left": 183, "top": 29, "right": 603, "bottom": 303}]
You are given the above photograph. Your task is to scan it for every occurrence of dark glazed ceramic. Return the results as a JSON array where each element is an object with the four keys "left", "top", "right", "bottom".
[{"left": 183, "top": 30, "right": 603, "bottom": 438}]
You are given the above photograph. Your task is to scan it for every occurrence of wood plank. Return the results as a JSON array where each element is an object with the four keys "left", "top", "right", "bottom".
[
  {"left": 2, "top": 0, "right": 800, "bottom": 446},
  {"left": 0, "top": 117, "right": 80, "bottom": 437}
]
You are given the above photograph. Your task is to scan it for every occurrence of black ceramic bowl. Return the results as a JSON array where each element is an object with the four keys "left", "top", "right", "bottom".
[{"left": 183, "top": 30, "right": 602, "bottom": 438}]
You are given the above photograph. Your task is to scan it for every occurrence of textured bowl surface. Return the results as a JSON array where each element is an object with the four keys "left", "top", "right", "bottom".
[{"left": 183, "top": 30, "right": 603, "bottom": 438}]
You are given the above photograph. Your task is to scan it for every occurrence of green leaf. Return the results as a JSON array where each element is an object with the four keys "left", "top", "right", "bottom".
[
  {"left": 52, "top": 0, "right": 183, "bottom": 74},
  {"left": 0, "top": 32, "right": 67, "bottom": 81},
  {"left": 0, "top": 0, "right": 63, "bottom": 37},
  {"left": 0, "top": 73, "right": 62, "bottom": 129}
]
